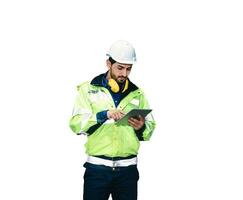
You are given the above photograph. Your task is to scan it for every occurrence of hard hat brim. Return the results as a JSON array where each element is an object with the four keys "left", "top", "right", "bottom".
[{"left": 106, "top": 53, "right": 136, "bottom": 64}]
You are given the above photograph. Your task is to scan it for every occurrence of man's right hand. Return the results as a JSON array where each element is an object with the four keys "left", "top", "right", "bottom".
[{"left": 107, "top": 109, "right": 125, "bottom": 121}]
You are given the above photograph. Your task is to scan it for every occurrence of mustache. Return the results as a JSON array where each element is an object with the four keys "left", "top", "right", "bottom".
[{"left": 118, "top": 76, "right": 126, "bottom": 79}]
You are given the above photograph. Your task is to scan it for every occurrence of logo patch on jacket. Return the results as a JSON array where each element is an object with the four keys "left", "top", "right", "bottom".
[{"left": 88, "top": 90, "right": 99, "bottom": 94}]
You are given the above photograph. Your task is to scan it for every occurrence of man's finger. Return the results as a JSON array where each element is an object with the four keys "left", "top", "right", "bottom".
[
  {"left": 128, "top": 120, "right": 137, "bottom": 127},
  {"left": 129, "top": 117, "right": 140, "bottom": 123},
  {"left": 128, "top": 119, "right": 139, "bottom": 126},
  {"left": 120, "top": 111, "right": 125, "bottom": 115}
]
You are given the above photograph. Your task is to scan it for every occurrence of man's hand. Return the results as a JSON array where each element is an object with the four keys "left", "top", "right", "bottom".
[
  {"left": 128, "top": 115, "right": 145, "bottom": 130},
  {"left": 107, "top": 109, "right": 125, "bottom": 121}
]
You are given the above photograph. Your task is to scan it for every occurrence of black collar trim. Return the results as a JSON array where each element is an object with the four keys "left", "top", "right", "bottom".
[{"left": 90, "top": 72, "right": 139, "bottom": 93}]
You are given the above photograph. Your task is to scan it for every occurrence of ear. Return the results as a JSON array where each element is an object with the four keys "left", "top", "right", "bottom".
[{"left": 106, "top": 59, "right": 111, "bottom": 70}]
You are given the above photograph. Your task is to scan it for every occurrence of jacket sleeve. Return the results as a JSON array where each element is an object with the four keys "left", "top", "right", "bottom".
[
  {"left": 138, "top": 92, "right": 156, "bottom": 141},
  {"left": 69, "top": 84, "right": 98, "bottom": 135}
]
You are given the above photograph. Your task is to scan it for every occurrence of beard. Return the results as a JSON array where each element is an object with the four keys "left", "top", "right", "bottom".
[{"left": 110, "top": 70, "right": 126, "bottom": 83}]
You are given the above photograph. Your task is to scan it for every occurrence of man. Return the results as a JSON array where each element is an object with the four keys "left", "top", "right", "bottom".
[{"left": 69, "top": 40, "right": 156, "bottom": 200}]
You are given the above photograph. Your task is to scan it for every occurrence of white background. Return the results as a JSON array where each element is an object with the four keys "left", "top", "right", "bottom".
[{"left": 0, "top": 0, "right": 243, "bottom": 199}]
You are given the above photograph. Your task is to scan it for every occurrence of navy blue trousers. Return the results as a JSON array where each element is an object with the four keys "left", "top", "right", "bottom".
[{"left": 83, "top": 162, "right": 139, "bottom": 200}]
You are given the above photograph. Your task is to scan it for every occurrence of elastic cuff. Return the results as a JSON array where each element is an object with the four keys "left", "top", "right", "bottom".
[{"left": 96, "top": 110, "right": 108, "bottom": 123}]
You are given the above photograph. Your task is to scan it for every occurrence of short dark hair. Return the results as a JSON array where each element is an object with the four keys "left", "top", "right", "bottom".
[{"left": 108, "top": 57, "right": 116, "bottom": 65}]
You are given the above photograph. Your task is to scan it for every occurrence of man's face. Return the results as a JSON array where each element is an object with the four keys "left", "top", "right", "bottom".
[{"left": 107, "top": 60, "right": 132, "bottom": 83}]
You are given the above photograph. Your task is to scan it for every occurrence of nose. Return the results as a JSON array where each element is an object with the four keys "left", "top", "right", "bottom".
[{"left": 121, "top": 69, "right": 127, "bottom": 77}]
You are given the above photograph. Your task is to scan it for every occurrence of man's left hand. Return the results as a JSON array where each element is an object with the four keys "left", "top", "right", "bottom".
[{"left": 128, "top": 115, "right": 145, "bottom": 130}]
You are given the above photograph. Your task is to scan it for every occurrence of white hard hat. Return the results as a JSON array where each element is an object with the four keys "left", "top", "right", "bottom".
[{"left": 106, "top": 40, "right": 137, "bottom": 64}]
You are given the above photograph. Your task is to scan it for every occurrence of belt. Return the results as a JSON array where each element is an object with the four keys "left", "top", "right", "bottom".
[{"left": 87, "top": 156, "right": 138, "bottom": 167}]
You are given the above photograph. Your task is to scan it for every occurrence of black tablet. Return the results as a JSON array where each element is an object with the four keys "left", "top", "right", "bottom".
[{"left": 116, "top": 109, "right": 152, "bottom": 126}]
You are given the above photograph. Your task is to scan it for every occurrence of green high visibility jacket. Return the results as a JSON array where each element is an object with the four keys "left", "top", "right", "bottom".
[{"left": 69, "top": 73, "right": 156, "bottom": 157}]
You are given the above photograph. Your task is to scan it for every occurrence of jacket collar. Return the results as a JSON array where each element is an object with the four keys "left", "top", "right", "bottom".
[{"left": 90, "top": 72, "right": 139, "bottom": 93}]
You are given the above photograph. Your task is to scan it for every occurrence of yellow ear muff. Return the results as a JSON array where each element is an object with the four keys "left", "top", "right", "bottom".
[
  {"left": 122, "top": 79, "right": 129, "bottom": 93},
  {"left": 108, "top": 79, "right": 129, "bottom": 93},
  {"left": 108, "top": 79, "right": 120, "bottom": 93}
]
